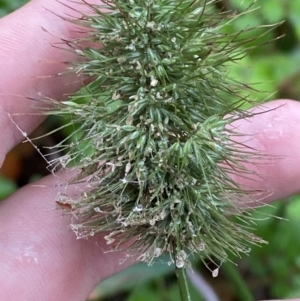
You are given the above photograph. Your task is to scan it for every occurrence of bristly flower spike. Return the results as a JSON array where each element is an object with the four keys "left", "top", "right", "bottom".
[{"left": 48, "top": 0, "right": 272, "bottom": 287}]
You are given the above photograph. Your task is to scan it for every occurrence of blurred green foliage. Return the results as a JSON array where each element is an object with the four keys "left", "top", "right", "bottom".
[
  {"left": 1, "top": 0, "right": 300, "bottom": 300},
  {"left": 0, "top": 176, "right": 17, "bottom": 199},
  {"left": 0, "top": 0, "right": 27, "bottom": 17}
]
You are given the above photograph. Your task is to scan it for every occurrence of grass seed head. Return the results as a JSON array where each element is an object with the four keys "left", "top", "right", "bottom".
[{"left": 50, "top": 0, "right": 272, "bottom": 268}]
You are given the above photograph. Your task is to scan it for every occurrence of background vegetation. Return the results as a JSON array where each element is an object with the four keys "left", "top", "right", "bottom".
[{"left": 1, "top": 1, "right": 300, "bottom": 300}]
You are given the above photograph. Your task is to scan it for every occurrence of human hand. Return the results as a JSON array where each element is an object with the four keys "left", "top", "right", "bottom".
[{"left": 0, "top": 1, "right": 300, "bottom": 300}]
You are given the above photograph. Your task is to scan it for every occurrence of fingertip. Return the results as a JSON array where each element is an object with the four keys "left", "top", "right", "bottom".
[
  {"left": 234, "top": 99, "right": 300, "bottom": 202},
  {"left": 0, "top": 172, "right": 134, "bottom": 300},
  {"left": 0, "top": 0, "right": 91, "bottom": 158}
]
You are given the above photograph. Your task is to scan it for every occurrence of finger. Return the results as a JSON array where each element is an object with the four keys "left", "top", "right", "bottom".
[
  {"left": 0, "top": 0, "right": 96, "bottom": 165},
  {"left": 0, "top": 173, "right": 134, "bottom": 301},
  {"left": 231, "top": 99, "right": 300, "bottom": 203}
]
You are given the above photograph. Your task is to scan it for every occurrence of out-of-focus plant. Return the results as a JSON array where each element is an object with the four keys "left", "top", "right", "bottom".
[{"left": 0, "top": 0, "right": 28, "bottom": 17}]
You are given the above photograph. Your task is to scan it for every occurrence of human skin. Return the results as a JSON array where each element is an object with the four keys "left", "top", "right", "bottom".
[{"left": 0, "top": 1, "right": 299, "bottom": 300}]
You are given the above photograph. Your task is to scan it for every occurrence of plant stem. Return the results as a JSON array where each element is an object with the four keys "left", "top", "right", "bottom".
[
  {"left": 175, "top": 266, "right": 192, "bottom": 301},
  {"left": 222, "top": 262, "right": 254, "bottom": 301}
]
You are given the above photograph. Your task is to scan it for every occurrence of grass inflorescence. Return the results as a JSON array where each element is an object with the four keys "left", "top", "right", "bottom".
[{"left": 48, "top": 0, "right": 271, "bottom": 273}]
